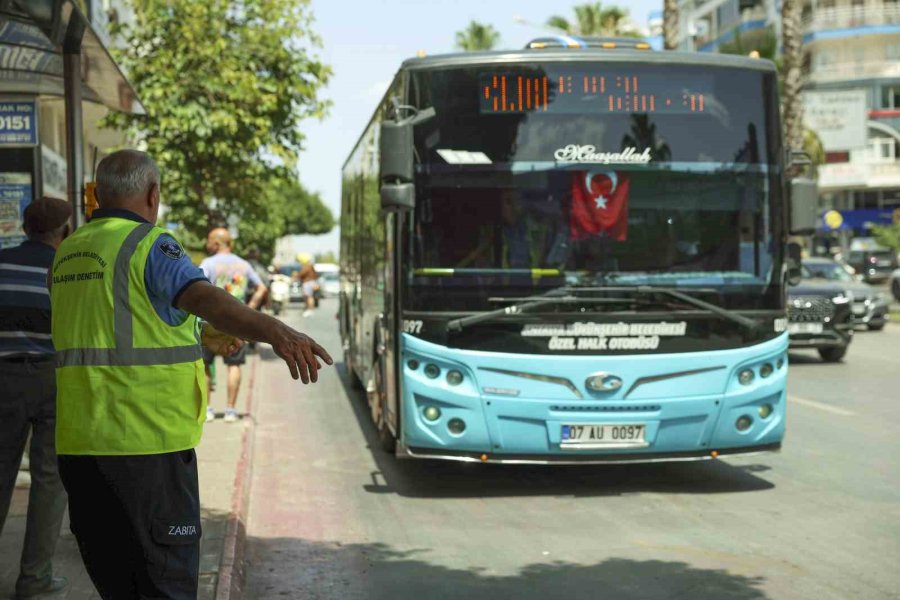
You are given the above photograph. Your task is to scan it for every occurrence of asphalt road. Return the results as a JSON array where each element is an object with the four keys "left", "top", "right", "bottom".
[{"left": 245, "top": 299, "right": 900, "bottom": 600}]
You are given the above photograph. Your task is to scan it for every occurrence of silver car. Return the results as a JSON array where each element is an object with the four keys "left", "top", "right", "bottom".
[{"left": 803, "top": 258, "right": 890, "bottom": 331}]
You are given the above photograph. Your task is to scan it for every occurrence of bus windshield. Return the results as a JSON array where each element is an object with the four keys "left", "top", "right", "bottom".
[{"left": 405, "top": 62, "right": 782, "bottom": 312}]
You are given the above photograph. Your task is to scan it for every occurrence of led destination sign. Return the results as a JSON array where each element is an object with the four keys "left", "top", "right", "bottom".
[{"left": 480, "top": 69, "right": 713, "bottom": 115}]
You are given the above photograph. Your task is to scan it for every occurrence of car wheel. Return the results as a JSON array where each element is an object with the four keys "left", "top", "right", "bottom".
[
  {"left": 893, "top": 280, "right": 900, "bottom": 302},
  {"left": 867, "top": 323, "right": 885, "bottom": 331},
  {"left": 818, "top": 346, "right": 847, "bottom": 362}
]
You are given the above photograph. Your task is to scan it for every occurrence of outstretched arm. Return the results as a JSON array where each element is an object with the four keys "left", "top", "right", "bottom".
[{"left": 177, "top": 280, "right": 332, "bottom": 383}]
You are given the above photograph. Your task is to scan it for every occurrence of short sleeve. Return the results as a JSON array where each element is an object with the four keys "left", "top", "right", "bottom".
[
  {"left": 144, "top": 234, "right": 208, "bottom": 318},
  {"left": 245, "top": 259, "right": 262, "bottom": 287}
]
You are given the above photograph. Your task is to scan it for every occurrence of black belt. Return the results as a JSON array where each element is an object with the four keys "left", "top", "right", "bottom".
[{"left": 0, "top": 354, "right": 54, "bottom": 364}]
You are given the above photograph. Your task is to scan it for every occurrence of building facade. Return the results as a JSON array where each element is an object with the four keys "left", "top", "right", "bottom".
[
  {"left": 675, "top": 0, "right": 900, "bottom": 246},
  {"left": 0, "top": 0, "right": 140, "bottom": 247}
]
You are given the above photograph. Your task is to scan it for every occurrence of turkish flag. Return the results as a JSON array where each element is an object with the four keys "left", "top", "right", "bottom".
[{"left": 569, "top": 171, "right": 630, "bottom": 241}]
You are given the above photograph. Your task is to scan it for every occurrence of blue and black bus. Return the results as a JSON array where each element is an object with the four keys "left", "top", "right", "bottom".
[{"left": 339, "top": 38, "right": 816, "bottom": 463}]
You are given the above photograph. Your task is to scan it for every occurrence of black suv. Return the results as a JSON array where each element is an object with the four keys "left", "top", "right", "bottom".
[{"left": 787, "top": 280, "right": 854, "bottom": 362}]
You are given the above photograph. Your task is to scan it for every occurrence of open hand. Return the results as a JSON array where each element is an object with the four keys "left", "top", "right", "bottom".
[
  {"left": 201, "top": 324, "right": 242, "bottom": 356},
  {"left": 270, "top": 324, "right": 333, "bottom": 383}
]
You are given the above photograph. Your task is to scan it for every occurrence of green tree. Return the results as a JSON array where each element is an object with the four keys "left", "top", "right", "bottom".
[
  {"left": 547, "top": 3, "right": 638, "bottom": 37},
  {"left": 455, "top": 21, "right": 500, "bottom": 51},
  {"left": 105, "top": 0, "right": 331, "bottom": 242},
  {"left": 227, "top": 175, "right": 333, "bottom": 262},
  {"left": 872, "top": 224, "right": 900, "bottom": 254}
]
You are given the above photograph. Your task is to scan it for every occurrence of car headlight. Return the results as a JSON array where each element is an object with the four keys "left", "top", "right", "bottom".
[{"left": 832, "top": 291, "right": 852, "bottom": 304}]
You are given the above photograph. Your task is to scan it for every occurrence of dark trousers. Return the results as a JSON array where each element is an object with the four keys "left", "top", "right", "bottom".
[
  {"left": 58, "top": 450, "right": 201, "bottom": 600},
  {"left": 0, "top": 359, "right": 67, "bottom": 596}
]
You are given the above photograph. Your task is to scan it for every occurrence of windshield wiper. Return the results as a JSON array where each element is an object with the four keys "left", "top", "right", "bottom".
[
  {"left": 445, "top": 285, "right": 759, "bottom": 333},
  {"left": 446, "top": 293, "right": 618, "bottom": 333}
]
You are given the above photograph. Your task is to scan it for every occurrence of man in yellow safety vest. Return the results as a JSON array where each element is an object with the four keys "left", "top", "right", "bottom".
[{"left": 49, "top": 150, "right": 332, "bottom": 599}]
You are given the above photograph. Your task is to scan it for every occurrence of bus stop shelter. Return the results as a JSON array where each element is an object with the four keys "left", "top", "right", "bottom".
[{"left": 0, "top": 0, "right": 143, "bottom": 239}]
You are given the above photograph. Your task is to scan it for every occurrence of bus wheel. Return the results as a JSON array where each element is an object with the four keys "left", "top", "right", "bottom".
[
  {"left": 344, "top": 342, "right": 364, "bottom": 390},
  {"left": 370, "top": 360, "right": 397, "bottom": 454}
]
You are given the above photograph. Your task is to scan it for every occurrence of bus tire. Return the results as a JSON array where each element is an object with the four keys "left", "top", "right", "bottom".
[
  {"left": 372, "top": 359, "right": 397, "bottom": 454},
  {"left": 345, "top": 344, "right": 364, "bottom": 390}
]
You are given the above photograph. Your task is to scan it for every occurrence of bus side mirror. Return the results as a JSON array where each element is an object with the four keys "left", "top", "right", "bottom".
[
  {"left": 380, "top": 119, "right": 414, "bottom": 212},
  {"left": 786, "top": 241, "right": 803, "bottom": 286},
  {"left": 380, "top": 120, "right": 413, "bottom": 182},
  {"left": 381, "top": 183, "right": 415, "bottom": 212},
  {"left": 790, "top": 177, "right": 818, "bottom": 235}
]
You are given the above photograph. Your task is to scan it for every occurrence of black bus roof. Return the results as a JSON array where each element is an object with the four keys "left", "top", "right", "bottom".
[{"left": 400, "top": 48, "right": 776, "bottom": 73}]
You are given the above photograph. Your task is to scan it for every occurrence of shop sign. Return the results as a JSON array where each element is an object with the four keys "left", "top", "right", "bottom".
[
  {"left": 803, "top": 90, "right": 867, "bottom": 151},
  {"left": 0, "top": 100, "right": 37, "bottom": 146}
]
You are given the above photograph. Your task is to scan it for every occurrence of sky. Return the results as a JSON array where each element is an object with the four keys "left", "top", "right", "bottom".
[{"left": 288, "top": 0, "right": 661, "bottom": 256}]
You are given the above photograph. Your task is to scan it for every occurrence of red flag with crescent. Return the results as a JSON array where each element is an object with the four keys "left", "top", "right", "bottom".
[{"left": 569, "top": 170, "right": 630, "bottom": 241}]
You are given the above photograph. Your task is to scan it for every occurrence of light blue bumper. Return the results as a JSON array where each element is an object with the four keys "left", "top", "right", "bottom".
[{"left": 400, "top": 333, "right": 788, "bottom": 461}]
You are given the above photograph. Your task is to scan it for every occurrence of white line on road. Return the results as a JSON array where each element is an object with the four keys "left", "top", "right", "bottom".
[{"left": 789, "top": 395, "right": 856, "bottom": 417}]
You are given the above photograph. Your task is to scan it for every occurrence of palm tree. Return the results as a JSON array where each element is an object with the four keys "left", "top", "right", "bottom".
[
  {"left": 663, "top": 0, "right": 679, "bottom": 50},
  {"left": 621, "top": 114, "right": 672, "bottom": 162},
  {"left": 547, "top": 3, "right": 638, "bottom": 37},
  {"left": 782, "top": 0, "right": 804, "bottom": 150},
  {"left": 455, "top": 21, "right": 500, "bottom": 51}
]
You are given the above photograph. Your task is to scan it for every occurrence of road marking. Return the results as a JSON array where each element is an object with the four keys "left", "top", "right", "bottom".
[{"left": 789, "top": 395, "right": 855, "bottom": 417}]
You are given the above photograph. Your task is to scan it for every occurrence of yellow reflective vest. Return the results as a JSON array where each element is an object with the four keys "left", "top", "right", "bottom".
[{"left": 51, "top": 217, "right": 206, "bottom": 455}]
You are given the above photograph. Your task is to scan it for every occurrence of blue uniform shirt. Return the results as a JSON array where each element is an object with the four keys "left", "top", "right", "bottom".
[
  {"left": 0, "top": 240, "right": 56, "bottom": 357},
  {"left": 90, "top": 209, "right": 207, "bottom": 326}
]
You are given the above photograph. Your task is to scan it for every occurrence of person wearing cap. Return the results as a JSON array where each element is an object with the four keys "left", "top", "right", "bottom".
[
  {"left": 49, "top": 150, "right": 332, "bottom": 600},
  {"left": 0, "top": 196, "right": 72, "bottom": 599}
]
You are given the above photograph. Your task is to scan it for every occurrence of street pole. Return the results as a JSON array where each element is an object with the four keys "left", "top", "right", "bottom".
[{"left": 63, "top": 19, "right": 85, "bottom": 229}]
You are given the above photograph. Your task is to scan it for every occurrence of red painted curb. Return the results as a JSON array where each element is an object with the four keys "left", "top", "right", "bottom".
[{"left": 215, "top": 353, "right": 259, "bottom": 600}]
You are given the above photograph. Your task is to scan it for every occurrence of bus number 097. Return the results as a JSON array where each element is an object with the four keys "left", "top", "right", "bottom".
[{"left": 402, "top": 320, "right": 423, "bottom": 334}]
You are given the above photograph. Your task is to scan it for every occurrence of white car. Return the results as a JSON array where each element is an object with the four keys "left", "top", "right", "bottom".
[{"left": 315, "top": 263, "right": 340, "bottom": 297}]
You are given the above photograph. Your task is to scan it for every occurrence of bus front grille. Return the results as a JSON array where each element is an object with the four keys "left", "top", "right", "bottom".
[{"left": 550, "top": 405, "right": 662, "bottom": 413}]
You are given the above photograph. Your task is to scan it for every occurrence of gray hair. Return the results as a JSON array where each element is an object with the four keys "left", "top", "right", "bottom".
[{"left": 96, "top": 150, "right": 160, "bottom": 205}]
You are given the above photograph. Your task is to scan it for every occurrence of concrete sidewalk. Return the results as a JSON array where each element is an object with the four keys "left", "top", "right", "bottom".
[{"left": 0, "top": 354, "right": 259, "bottom": 600}]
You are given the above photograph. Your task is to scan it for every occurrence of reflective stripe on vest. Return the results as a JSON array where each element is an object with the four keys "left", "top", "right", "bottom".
[{"left": 55, "top": 222, "right": 201, "bottom": 368}]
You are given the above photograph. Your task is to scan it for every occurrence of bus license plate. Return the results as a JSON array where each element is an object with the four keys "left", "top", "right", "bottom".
[
  {"left": 788, "top": 322, "right": 823, "bottom": 334},
  {"left": 561, "top": 424, "right": 645, "bottom": 446}
]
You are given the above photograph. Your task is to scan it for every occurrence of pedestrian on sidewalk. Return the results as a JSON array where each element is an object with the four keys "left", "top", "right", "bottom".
[
  {"left": 296, "top": 253, "right": 318, "bottom": 317},
  {"left": 0, "top": 197, "right": 72, "bottom": 599},
  {"left": 199, "top": 228, "right": 268, "bottom": 422},
  {"left": 51, "top": 150, "right": 332, "bottom": 600}
]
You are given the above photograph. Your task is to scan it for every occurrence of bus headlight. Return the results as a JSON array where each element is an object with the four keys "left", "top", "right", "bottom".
[
  {"left": 446, "top": 370, "right": 464, "bottom": 386},
  {"left": 736, "top": 415, "right": 753, "bottom": 431},
  {"left": 738, "top": 369, "right": 755, "bottom": 386},
  {"left": 759, "top": 363, "right": 773, "bottom": 378},
  {"left": 758, "top": 404, "right": 773, "bottom": 419},
  {"left": 423, "top": 406, "right": 441, "bottom": 421},
  {"left": 424, "top": 364, "right": 440, "bottom": 379},
  {"left": 447, "top": 418, "right": 466, "bottom": 435}
]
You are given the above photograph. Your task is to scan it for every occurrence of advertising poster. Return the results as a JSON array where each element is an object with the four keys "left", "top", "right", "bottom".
[
  {"left": 0, "top": 172, "right": 32, "bottom": 249},
  {"left": 803, "top": 90, "right": 867, "bottom": 151}
]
